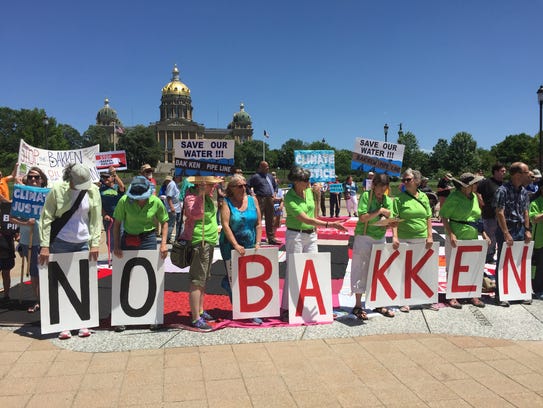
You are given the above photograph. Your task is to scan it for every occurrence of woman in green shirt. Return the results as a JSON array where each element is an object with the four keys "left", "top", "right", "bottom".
[
  {"left": 392, "top": 168, "right": 434, "bottom": 313},
  {"left": 439, "top": 173, "right": 487, "bottom": 308},
  {"left": 351, "top": 173, "right": 396, "bottom": 319},
  {"left": 282, "top": 166, "right": 346, "bottom": 309}
]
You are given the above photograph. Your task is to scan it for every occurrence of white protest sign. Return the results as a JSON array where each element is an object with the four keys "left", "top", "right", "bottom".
[
  {"left": 287, "top": 252, "right": 333, "bottom": 324},
  {"left": 351, "top": 138, "right": 405, "bottom": 177},
  {"left": 497, "top": 241, "right": 534, "bottom": 302},
  {"left": 231, "top": 247, "right": 279, "bottom": 320},
  {"left": 365, "top": 242, "right": 440, "bottom": 309},
  {"left": 446, "top": 240, "right": 488, "bottom": 299},
  {"left": 39, "top": 252, "right": 99, "bottom": 334},
  {"left": 111, "top": 250, "right": 165, "bottom": 326},
  {"left": 174, "top": 139, "right": 235, "bottom": 176},
  {"left": 18, "top": 139, "right": 100, "bottom": 184}
]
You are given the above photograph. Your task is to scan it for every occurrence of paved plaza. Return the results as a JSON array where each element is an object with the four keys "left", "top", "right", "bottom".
[{"left": 2, "top": 211, "right": 543, "bottom": 407}]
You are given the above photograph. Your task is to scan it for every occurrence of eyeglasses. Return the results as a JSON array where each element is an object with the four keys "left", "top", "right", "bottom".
[
  {"left": 27, "top": 175, "right": 41, "bottom": 180},
  {"left": 235, "top": 184, "right": 247, "bottom": 189},
  {"left": 402, "top": 178, "right": 413, "bottom": 183}
]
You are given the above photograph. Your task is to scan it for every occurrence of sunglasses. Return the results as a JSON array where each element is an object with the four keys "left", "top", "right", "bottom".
[
  {"left": 402, "top": 178, "right": 413, "bottom": 183},
  {"left": 27, "top": 175, "right": 41, "bottom": 180},
  {"left": 235, "top": 184, "right": 247, "bottom": 189}
]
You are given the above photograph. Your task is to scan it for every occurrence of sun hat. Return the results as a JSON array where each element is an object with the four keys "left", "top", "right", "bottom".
[
  {"left": 70, "top": 164, "right": 93, "bottom": 190},
  {"left": 533, "top": 169, "right": 542, "bottom": 179},
  {"left": 140, "top": 164, "right": 153, "bottom": 172},
  {"left": 186, "top": 175, "right": 224, "bottom": 184},
  {"left": 126, "top": 176, "right": 154, "bottom": 200},
  {"left": 457, "top": 172, "right": 484, "bottom": 187},
  {"left": 164, "top": 175, "right": 173, "bottom": 182}
]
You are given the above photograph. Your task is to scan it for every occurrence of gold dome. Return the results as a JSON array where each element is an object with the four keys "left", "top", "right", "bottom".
[{"left": 161, "top": 64, "right": 190, "bottom": 96}]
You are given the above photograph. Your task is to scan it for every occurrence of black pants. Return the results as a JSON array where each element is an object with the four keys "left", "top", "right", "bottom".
[{"left": 329, "top": 193, "right": 341, "bottom": 217}]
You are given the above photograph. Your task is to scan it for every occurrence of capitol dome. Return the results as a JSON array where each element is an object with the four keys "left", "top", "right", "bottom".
[
  {"left": 230, "top": 103, "right": 252, "bottom": 128},
  {"left": 161, "top": 64, "right": 190, "bottom": 96},
  {"left": 96, "top": 98, "right": 119, "bottom": 125}
]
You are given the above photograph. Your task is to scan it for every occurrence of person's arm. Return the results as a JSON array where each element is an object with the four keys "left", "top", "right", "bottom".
[
  {"left": 253, "top": 196, "right": 262, "bottom": 247},
  {"left": 38, "top": 186, "right": 57, "bottom": 265},
  {"left": 441, "top": 218, "right": 457, "bottom": 248},
  {"left": 110, "top": 167, "right": 125, "bottom": 193},
  {"left": 496, "top": 207, "right": 513, "bottom": 247},
  {"left": 524, "top": 209, "right": 532, "bottom": 243},
  {"left": 294, "top": 211, "right": 347, "bottom": 231},
  {"left": 113, "top": 219, "right": 123, "bottom": 258},
  {"left": 425, "top": 217, "right": 433, "bottom": 249}
]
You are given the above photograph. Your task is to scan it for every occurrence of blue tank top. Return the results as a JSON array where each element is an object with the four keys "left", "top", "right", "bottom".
[{"left": 219, "top": 196, "right": 258, "bottom": 260}]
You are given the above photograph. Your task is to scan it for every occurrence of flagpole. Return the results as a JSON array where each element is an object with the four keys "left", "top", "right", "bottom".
[{"left": 263, "top": 139, "right": 265, "bottom": 161}]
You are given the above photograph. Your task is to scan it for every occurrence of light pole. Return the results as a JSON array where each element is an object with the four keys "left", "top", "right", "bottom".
[
  {"left": 398, "top": 123, "right": 404, "bottom": 139},
  {"left": 43, "top": 114, "right": 49, "bottom": 150},
  {"left": 538, "top": 85, "right": 543, "bottom": 171},
  {"left": 384, "top": 123, "right": 389, "bottom": 142}
]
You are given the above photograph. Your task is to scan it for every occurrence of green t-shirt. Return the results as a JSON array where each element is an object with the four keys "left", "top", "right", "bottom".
[
  {"left": 393, "top": 191, "right": 431, "bottom": 239},
  {"left": 439, "top": 190, "right": 480, "bottom": 240},
  {"left": 113, "top": 195, "right": 169, "bottom": 235},
  {"left": 192, "top": 195, "right": 218, "bottom": 246},
  {"left": 354, "top": 191, "right": 394, "bottom": 240},
  {"left": 285, "top": 187, "right": 315, "bottom": 230},
  {"left": 530, "top": 196, "right": 543, "bottom": 249}
]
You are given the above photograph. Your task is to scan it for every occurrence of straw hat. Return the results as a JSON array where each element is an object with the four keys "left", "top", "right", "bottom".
[{"left": 186, "top": 175, "right": 224, "bottom": 184}]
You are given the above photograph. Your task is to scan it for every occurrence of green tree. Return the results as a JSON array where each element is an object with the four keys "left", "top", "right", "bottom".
[
  {"left": 58, "top": 124, "right": 83, "bottom": 149},
  {"left": 334, "top": 149, "right": 352, "bottom": 179},
  {"left": 447, "top": 132, "right": 481, "bottom": 174},
  {"left": 82, "top": 125, "right": 112, "bottom": 151},
  {"left": 396, "top": 131, "right": 420, "bottom": 171},
  {"left": 234, "top": 140, "right": 266, "bottom": 172},
  {"left": 118, "top": 125, "right": 161, "bottom": 170},
  {"left": 490, "top": 133, "right": 538, "bottom": 168},
  {"left": 277, "top": 139, "right": 307, "bottom": 170},
  {"left": 428, "top": 138, "right": 449, "bottom": 175}
]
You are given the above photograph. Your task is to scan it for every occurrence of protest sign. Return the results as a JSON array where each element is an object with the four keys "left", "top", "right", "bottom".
[
  {"left": 329, "top": 183, "right": 344, "bottom": 193},
  {"left": 39, "top": 252, "right": 99, "bottom": 334},
  {"left": 10, "top": 184, "right": 50, "bottom": 219},
  {"left": 96, "top": 150, "right": 127, "bottom": 171},
  {"left": 497, "top": 241, "right": 534, "bottom": 302},
  {"left": 446, "top": 240, "right": 488, "bottom": 299},
  {"left": 18, "top": 139, "right": 100, "bottom": 184},
  {"left": 351, "top": 138, "right": 405, "bottom": 177},
  {"left": 0, "top": 202, "right": 18, "bottom": 232},
  {"left": 174, "top": 139, "right": 234, "bottom": 176},
  {"left": 111, "top": 250, "right": 165, "bottom": 326},
  {"left": 365, "top": 242, "right": 440, "bottom": 309},
  {"left": 287, "top": 252, "right": 333, "bottom": 324},
  {"left": 231, "top": 248, "right": 280, "bottom": 320},
  {"left": 294, "top": 150, "right": 335, "bottom": 182}
]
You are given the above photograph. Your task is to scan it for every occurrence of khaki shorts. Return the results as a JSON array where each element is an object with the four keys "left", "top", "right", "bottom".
[{"left": 189, "top": 241, "right": 215, "bottom": 287}]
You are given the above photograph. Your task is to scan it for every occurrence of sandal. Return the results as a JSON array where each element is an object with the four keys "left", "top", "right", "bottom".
[
  {"left": 374, "top": 307, "right": 395, "bottom": 318},
  {"left": 471, "top": 298, "right": 485, "bottom": 308},
  {"left": 448, "top": 299, "right": 462, "bottom": 309},
  {"left": 27, "top": 303, "right": 40, "bottom": 313},
  {"left": 58, "top": 330, "right": 72, "bottom": 340},
  {"left": 351, "top": 306, "right": 368, "bottom": 321},
  {"left": 399, "top": 305, "right": 410, "bottom": 313}
]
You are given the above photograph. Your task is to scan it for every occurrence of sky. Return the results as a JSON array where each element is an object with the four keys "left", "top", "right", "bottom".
[{"left": 2, "top": 0, "right": 543, "bottom": 153}]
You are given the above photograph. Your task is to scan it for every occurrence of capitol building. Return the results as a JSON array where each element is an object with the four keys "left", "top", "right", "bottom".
[{"left": 95, "top": 64, "right": 254, "bottom": 166}]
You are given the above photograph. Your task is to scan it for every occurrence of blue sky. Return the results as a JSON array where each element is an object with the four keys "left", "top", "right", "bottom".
[{"left": 2, "top": 0, "right": 542, "bottom": 153}]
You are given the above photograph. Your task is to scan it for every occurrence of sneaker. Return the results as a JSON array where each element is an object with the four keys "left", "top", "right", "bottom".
[
  {"left": 251, "top": 317, "right": 263, "bottom": 325},
  {"left": 192, "top": 317, "right": 212, "bottom": 332},
  {"left": 522, "top": 299, "right": 533, "bottom": 305},
  {"left": 200, "top": 311, "right": 215, "bottom": 322},
  {"left": 149, "top": 324, "right": 160, "bottom": 331},
  {"left": 495, "top": 299, "right": 510, "bottom": 307},
  {"left": 78, "top": 328, "right": 91, "bottom": 338},
  {"left": 58, "top": 330, "right": 72, "bottom": 340},
  {"left": 114, "top": 325, "right": 126, "bottom": 332}
]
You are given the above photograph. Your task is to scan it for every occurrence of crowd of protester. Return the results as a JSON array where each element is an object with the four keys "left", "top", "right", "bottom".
[{"left": 1, "top": 158, "right": 543, "bottom": 335}]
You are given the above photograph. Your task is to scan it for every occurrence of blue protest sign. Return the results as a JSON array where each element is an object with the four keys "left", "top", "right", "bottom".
[{"left": 10, "top": 184, "right": 50, "bottom": 219}]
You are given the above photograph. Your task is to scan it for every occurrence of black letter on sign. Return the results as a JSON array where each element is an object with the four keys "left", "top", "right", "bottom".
[
  {"left": 120, "top": 257, "right": 157, "bottom": 317},
  {"left": 48, "top": 259, "right": 90, "bottom": 325}
]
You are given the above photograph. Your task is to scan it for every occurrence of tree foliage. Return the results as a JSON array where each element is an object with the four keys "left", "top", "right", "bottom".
[
  {"left": 490, "top": 133, "right": 538, "bottom": 168},
  {"left": 118, "top": 125, "right": 162, "bottom": 170},
  {"left": 447, "top": 132, "right": 481, "bottom": 174}
]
